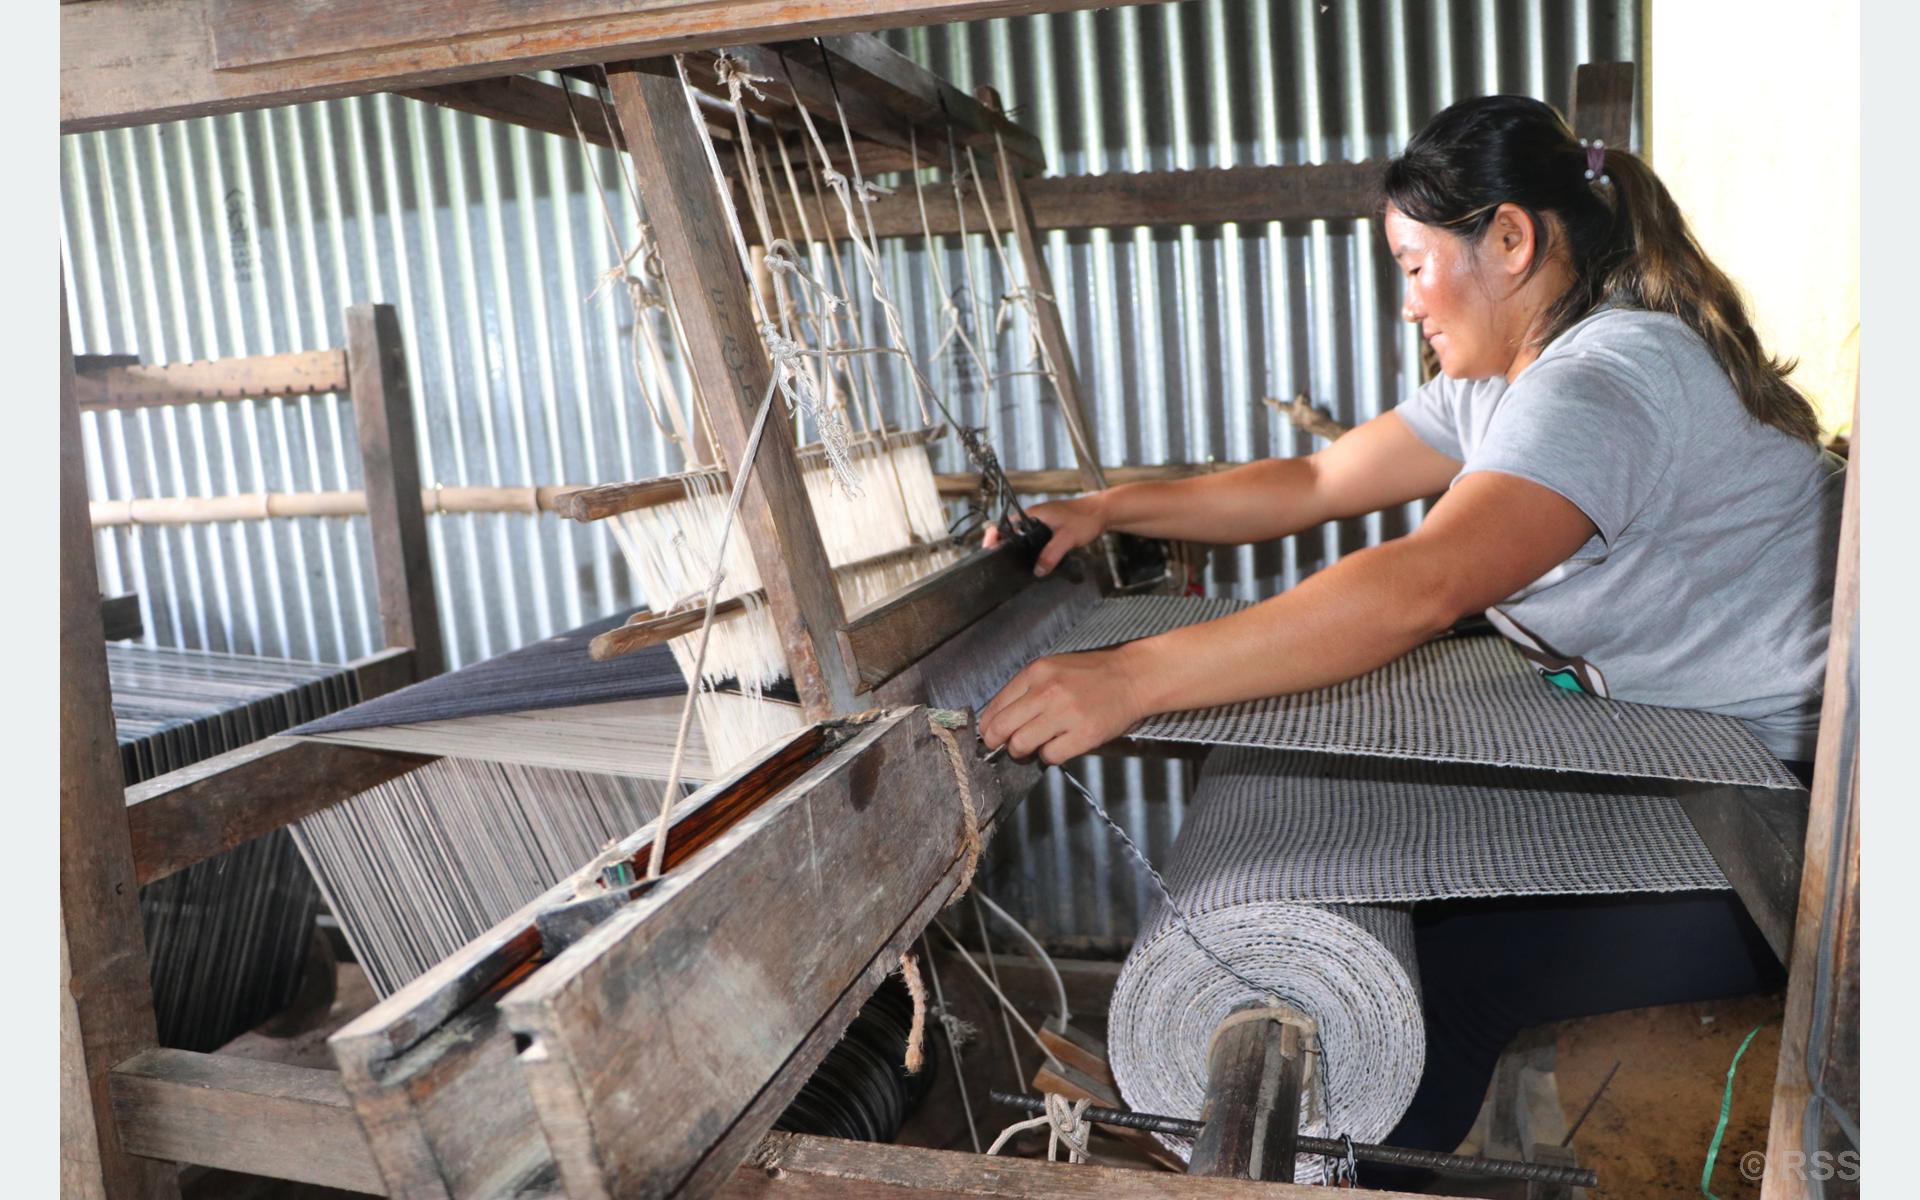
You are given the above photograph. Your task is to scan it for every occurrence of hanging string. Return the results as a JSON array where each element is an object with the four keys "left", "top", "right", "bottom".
[
  {"left": 558, "top": 78, "right": 693, "bottom": 458},
  {"left": 921, "top": 934, "right": 983, "bottom": 1153}
]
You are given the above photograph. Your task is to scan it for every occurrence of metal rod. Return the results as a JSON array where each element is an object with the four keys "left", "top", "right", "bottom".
[{"left": 987, "top": 1092, "right": 1598, "bottom": 1189}]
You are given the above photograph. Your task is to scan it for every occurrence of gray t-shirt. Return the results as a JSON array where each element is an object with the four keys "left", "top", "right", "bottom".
[{"left": 1395, "top": 307, "right": 1845, "bottom": 761}]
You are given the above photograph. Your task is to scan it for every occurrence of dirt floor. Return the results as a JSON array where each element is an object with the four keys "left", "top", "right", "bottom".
[{"left": 1553, "top": 991, "right": 1785, "bottom": 1200}]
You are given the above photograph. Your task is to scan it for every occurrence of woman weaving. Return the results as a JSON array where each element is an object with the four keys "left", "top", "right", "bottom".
[{"left": 980, "top": 96, "right": 1845, "bottom": 1171}]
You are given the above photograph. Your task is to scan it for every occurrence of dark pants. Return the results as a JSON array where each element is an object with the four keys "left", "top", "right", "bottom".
[{"left": 1360, "top": 761, "right": 1807, "bottom": 1190}]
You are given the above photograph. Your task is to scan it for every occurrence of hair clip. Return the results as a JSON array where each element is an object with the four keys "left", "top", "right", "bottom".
[{"left": 1578, "top": 137, "right": 1611, "bottom": 186}]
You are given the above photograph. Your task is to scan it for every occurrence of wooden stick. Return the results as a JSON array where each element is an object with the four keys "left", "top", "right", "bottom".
[
  {"left": 72, "top": 347, "right": 350, "bottom": 410},
  {"left": 1263, "top": 392, "right": 1351, "bottom": 442},
  {"left": 589, "top": 538, "right": 963, "bottom": 662}
]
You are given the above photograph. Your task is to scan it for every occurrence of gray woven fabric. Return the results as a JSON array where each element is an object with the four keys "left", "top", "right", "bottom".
[
  {"left": 1167, "top": 746, "right": 1729, "bottom": 904},
  {"left": 1049, "top": 595, "right": 1801, "bottom": 790}
]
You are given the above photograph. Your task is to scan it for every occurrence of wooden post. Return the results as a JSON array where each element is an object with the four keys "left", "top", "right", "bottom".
[
  {"left": 975, "top": 85, "right": 1108, "bottom": 495},
  {"left": 1759, "top": 399, "right": 1860, "bottom": 1200},
  {"left": 1187, "top": 1010, "right": 1303, "bottom": 1182},
  {"left": 346, "top": 303, "right": 445, "bottom": 680},
  {"left": 59, "top": 290, "right": 181, "bottom": 1200},
  {"left": 1569, "top": 62, "right": 1635, "bottom": 148},
  {"left": 604, "top": 59, "right": 859, "bottom": 718}
]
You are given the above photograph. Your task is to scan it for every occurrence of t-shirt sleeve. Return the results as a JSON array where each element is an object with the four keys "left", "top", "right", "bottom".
[
  {"left": 1393, "top": 373, "right": 1466, "bottom": 460},
  {"left": 1460, "top": 349, "right": 1674, "bottom": 545}
]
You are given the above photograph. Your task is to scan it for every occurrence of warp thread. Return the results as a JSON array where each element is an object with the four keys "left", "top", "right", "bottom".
[
  {"left": 898, "top": 949, "right": 928, "bottom": 1075},
  {"left": 925, "top": 711, "right": 984, "bottom": 904}
]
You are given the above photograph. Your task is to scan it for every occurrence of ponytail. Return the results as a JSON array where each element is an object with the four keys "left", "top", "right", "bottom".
[{"left": 1384, "top": 96, "right": 1821, "bottom": 444}]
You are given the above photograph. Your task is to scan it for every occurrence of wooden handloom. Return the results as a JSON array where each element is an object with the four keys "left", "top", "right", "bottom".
[{"left": 58, "top": 10, "right": 1858, "bottom": 1200}]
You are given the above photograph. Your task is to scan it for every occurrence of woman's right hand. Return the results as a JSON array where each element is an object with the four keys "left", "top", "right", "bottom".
[{"left": 982, "top": 494, "right": 1108, "bottom": 577}]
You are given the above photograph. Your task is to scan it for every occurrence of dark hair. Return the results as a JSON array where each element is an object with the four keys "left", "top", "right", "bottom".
[{"left": 1383, "top": 95, "right": 1820, "bottom": 444}]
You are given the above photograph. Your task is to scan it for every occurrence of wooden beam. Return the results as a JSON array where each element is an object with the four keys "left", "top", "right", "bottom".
[
  {"left": 936, "top": 461, "right": 1245, "bottom": 498},
  {"left": 73, "top": 348, "right": 350, "bottom": 411},
  {"left": 63, "top": 0, "right": 1131, "bottom": 133},
  {"left": 348, "top": 303, "right": 446, "bottom": 681},
  {"left": 717, "top": 1132, "right": 1440, "bottom": 1198},
  {"left": 126, "top": 740, "right": 433, "bottom": 887},
  {"left": 1569, "top": 61, "right": 1635, "bottom": 148},
  {"left": 397, "top": 75, "right": 621, "bottom": 149},
  {"left": 763, "top": 36, "right": 1045, "bottom": 172},
  {"left": 1674, "top": 784, "right": 1809, "bottom": 964},
  {"left": 59, "top": 286, "right": 180, "bottom": 1200},
  {"left": 107, "top": 1051, "right": 384, "bottom": 1195},
  {"left": 791, "top": 161, "right": 1386, "bottom": 241},
  {"left": 838, "top": 545, "right": 1045, "bottom": 692},
  {"left": 606, "top": 58, "right": 858, "bottom": 718},
  {"left": 1761, "top": 396, "right": 1861, "bottom": 1200},
  {"left": 1187, "top": 1013, "right": 1302, "bottom": 1182}
]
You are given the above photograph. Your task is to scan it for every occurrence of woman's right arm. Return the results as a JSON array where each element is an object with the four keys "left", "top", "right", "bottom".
[{"left": 997, "top": 411, "right": 1464, "bottom": 575}]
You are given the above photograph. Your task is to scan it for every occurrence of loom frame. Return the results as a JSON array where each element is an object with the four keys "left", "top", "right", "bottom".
[{"left": 57, "top": 12, "right": 1859, "bottom": 1198}]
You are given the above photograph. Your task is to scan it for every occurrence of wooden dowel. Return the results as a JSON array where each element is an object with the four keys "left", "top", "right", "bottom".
[{"left": 89, "top": 462, "right": 1276, "bottom": 527}]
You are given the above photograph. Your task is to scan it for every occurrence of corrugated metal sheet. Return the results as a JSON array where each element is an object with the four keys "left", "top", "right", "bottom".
[{"left": 60, "top": 0, "right": 1637, "bottom": 945}]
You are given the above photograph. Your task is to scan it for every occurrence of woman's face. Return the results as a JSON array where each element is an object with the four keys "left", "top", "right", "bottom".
[{"left": 1385, "top": 202, "right": 1548, "bottom": 380}]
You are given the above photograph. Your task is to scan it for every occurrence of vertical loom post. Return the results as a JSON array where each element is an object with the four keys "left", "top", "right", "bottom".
[
  {"left": 59, "top": 288, "right": 182, "bottom": 1200},
  {"left": 975, "top": 84, "right": 1108, "bottom": 495},
  {"left": 1759, "top": 398, "right": 1860, "bottom": 1200},
  {"left": 604, "top": 58, "right": 860, "bottom": 718},
  {"left": 347, "top": 302, "right": 446, "bottom": 680}
]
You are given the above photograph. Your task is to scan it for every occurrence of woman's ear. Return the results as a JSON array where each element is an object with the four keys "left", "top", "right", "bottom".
[{"left": 1486, "top": 202, "right": 1539, "bottom": 278}]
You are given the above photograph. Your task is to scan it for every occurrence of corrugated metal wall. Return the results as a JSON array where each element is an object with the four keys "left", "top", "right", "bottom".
[{"left": 60, "top": 0, "right": 1638, "bottom": 945}]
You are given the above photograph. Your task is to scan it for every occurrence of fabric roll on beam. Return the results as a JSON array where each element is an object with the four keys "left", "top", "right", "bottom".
[{"left": 1107, "top": 744, "right": 1739, "bottom": 1183}]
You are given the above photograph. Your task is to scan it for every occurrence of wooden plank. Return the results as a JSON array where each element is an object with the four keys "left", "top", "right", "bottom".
[
  {"left": 1569, "top": 62, "right": 1635, "bottom": 148},
  {"left": 100, "top": 593, "right": 142, "bottom": 641},
  {"left": 125, "top": 740, "right": 433, "bottom": 887},
  {"left": 59, "top": 290, "right": 181, "bottom": 1200},
  {"left": 398, "top": 75, "right": 620, "bottom": 149},
  {"left": 719, "top": 1132, "right": 1443, "bottom": 1199},
  {"left": 1187, "top": 1014, "right": 1302, "bottom": 1182},
  {"left": 501, "top": 709, "right": 1009, "bottom": 1198},
  {"left": 804, "top": 161, "right": 1386, "bottom": 241},
  {"left": 607, "top": 58, "right": 858, "bottom": 718},
  {"left": 1761, "top": 397, "right": 1861, "bottom": 1200},
  {"left": 839, "top": 545, "right": 1045, "bottom": 692},
  {"left": 350, "top": 645, "right": 420, "bottom": 700},
  {"left": 107, "top": 1050, "right": 385, "bottom": 1195},
  {"left": 64, "top": 0, "right": 1127, "bottom": 133},
  {"left": 72, "top": 348, "right": 350, "bottom": 410},
  {"left": 1674, "top": 785, "right": 1808, "bottom": 964},
  {"left": 348, "top": 303, "right": 446, "bottom": 681},
  {"left": 762, "top": 35, "right": 1044, "bottom": 171}
]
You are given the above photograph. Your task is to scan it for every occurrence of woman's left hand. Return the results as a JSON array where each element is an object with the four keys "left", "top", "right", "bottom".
[{"left": 978, "top": 646, "right": 1151, "bottom": 765}]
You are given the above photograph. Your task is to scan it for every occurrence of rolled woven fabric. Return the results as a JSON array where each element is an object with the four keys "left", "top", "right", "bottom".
[{"left": 1108, "top": 901, "right": 1423, "bottom": 1185}]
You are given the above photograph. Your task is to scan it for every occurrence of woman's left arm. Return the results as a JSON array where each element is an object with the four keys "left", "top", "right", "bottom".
[{"left": 978, "top": 470, "right": 1599, "bottom": 763}]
